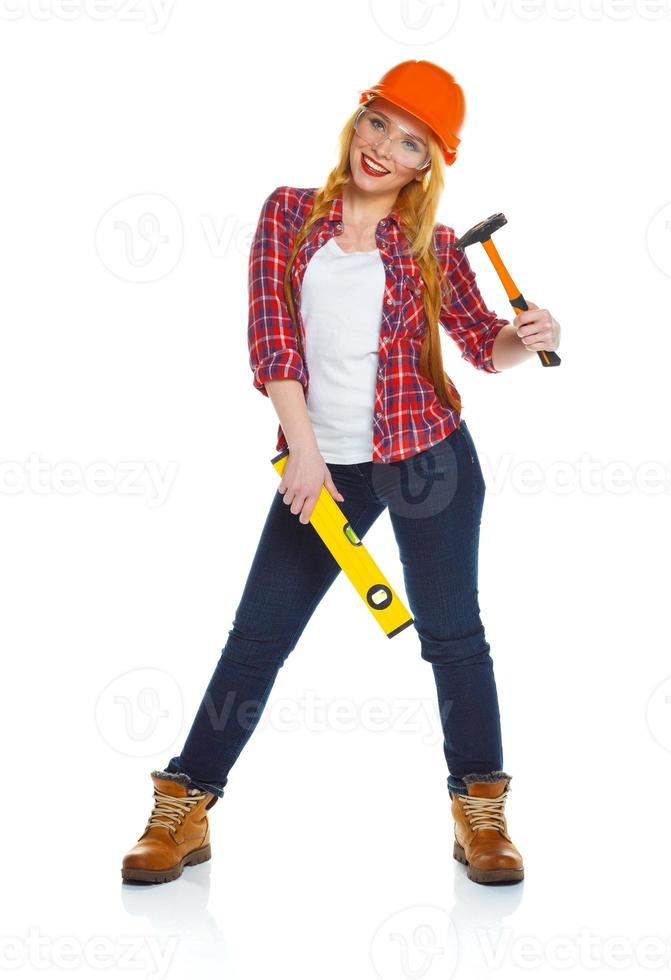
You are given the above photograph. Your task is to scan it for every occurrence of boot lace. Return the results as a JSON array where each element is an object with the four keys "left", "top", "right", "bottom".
[
  {"left": 461, "top": 790, "right": 511, "bottom": 840},
  {"left": 145, "top": 789, "right": 208, "bottom": 834}
]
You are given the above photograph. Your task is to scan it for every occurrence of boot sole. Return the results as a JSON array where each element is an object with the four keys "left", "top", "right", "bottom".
[
  {"left": 121, "top": 844, "right": 211, "bottom": 884},
  {"left": 453, "top": 841, "right": 524, "bottom": 884}
]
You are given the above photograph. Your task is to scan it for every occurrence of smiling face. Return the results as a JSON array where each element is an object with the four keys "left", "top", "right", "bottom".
[{"left": 349, "top": 96, "right": 432, "bottom": 193}]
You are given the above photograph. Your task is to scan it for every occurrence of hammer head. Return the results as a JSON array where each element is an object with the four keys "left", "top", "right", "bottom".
[{"left": 456, "top": 212, "right": 507, "bottom": 250}]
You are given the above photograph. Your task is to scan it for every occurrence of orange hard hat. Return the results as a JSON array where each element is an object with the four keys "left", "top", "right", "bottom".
[{"left": 359, "top": 60, "right": 466, "bottom": 167}]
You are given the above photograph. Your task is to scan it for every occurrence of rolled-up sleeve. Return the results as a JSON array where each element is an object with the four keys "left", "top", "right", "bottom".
[
  {"left": 248, "top": 186, "right": 308, "bottom": 397},
  {"left": 439, "top": 227, "right": 510, "bottom": 374}
]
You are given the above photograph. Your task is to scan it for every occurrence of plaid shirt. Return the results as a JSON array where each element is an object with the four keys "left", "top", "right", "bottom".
[{"left": 248, "top": 185, "right": 509, "bottom": 464}]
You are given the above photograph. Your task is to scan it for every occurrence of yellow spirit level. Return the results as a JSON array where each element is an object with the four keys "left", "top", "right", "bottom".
[{"left": 271, "top": 449, "right": 414, "bottom": 639}]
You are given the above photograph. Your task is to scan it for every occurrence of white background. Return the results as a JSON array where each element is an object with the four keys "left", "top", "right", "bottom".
[{"left": 1, "top": 1, "right": 670, "bottom": 977}]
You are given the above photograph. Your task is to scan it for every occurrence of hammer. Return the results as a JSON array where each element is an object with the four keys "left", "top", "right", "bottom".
[{"left": 456, "top": 213, "right": 561, "bottom": 367}]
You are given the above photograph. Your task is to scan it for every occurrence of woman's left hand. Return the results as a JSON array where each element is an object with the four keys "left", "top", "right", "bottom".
[{"left": 514, "top": 301, "right": 561, "bottom": 352}]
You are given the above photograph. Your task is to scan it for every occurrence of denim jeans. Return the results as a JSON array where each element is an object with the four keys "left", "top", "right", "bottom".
[{"left": 165, "top": 418, "right": 504, "bottom": 798}]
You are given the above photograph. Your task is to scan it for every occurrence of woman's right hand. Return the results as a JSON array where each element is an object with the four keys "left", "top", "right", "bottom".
[{"left": 278, "top": 446, "right": 345, "bottom": 524}]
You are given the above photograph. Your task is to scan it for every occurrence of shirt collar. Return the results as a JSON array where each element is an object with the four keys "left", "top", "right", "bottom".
[{"left": 326, "top": 191, "right": 401, "bottom": 233}]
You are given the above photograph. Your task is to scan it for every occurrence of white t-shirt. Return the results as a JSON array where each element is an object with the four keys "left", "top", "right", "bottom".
[{"left": 300, "top": 236, "right": 386, "bottom": 464}]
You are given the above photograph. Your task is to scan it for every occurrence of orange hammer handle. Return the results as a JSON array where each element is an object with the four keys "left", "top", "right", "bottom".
[{"left": 481, "top": 239, "right": 560, "bottom": 367}]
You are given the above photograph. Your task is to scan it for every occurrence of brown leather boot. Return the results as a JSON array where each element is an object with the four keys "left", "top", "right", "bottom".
[
  {"left": 450, "top": 771, "right": 524, "bottom": 884},
  {"left": 122, "top": 770, "right": 218, "bottom": 884}
]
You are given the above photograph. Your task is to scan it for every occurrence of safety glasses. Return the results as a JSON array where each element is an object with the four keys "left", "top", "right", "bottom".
[{"left": 353, "top": 105, "right": 431, "bottom": 171}]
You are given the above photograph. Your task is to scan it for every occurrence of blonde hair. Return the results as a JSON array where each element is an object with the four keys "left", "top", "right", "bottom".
[{"left": 282, "top": 99, "right": 461, "bottom": 415}]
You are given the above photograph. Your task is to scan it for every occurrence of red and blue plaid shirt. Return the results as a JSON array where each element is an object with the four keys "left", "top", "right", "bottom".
[{"left": 248, "top": 185, "right": 509, "bottom": 463}]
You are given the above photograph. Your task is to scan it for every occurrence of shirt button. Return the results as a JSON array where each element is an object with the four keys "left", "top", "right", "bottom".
[
  {"left": 375, "top": 411, "right": 383, "bottom": 419},
  {"left": 386, "top": 298, "right": 393, "bottom": 306}
]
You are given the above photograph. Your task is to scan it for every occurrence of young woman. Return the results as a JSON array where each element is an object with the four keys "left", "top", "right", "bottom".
[{"left": 122, "top": 60, "right": 561, "bottom": 886}]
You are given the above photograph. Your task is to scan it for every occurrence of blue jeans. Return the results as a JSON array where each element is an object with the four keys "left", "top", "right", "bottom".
[{"left": 165, "top": 419, "right": 504, "bottom": 798}]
